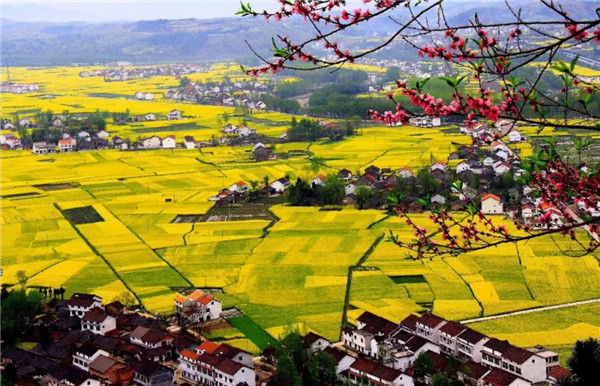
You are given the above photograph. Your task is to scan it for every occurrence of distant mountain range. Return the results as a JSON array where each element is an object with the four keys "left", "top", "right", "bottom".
[{"left": 1, "top": 1, "right": 596, "bottom": 66}]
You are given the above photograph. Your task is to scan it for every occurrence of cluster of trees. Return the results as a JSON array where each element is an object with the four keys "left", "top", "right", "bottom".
[
  {"left": 272, "top": 330, "right": 337, "bottom": 386},
  {"left": 288, "top": 117, "right": 356, "bottom": 142},
  {"left": 287, "top": 175, "right": 345, "bottom": 206},
  {"left": 260, "top": 93, "right": 301, "bottom": 114},
  {"left": 1, "top": 288, "right": 42, "bottom": 346}
]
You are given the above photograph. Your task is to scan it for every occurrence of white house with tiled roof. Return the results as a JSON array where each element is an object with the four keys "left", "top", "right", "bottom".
[
  {"left": 68, "top": 293, "right": 103, "bottom": 317},
  {"left": 481, "top": 193, "right": 503, "bottom": 215},
  {"left": 174, "top": 290, "right": 222, "bottom": 322},
  {"left": 228, "top": 181, "right": 250, "bottom": 194}
]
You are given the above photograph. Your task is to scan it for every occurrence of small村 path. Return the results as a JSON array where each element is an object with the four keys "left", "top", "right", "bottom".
[{"left": 460, "top": 297, "right": 600, "bottom": 324}]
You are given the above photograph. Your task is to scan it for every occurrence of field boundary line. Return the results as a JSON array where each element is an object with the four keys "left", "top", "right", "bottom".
[
  {"left": 54, "top": 203, "right": 144, "bottom": 308},
  {"left": 460, "top": 297, "right": 600, "bottom": 324},
  {"left": 339, "top": 234, "right": 385, "bottom": 340},
  {"left": 101, "top": 205, "right": 195, "bottom": 288},
  {"left": 443, "top": 256, "right": 484, "bottom": 318}
]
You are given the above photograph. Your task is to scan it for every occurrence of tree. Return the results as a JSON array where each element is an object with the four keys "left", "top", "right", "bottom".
[
  {"left": 241, "top": 0, "right": 600, "bottom": 258},
  {"left": 179, "top": 76, "right": 191, "bottom": 87},
  {"left": 563, "top": 338, "right": 600, "bottom": 386},
  {"left": 112, "top": 291, "right": 137, "bottom": 307},
  {"left": 355, "top": 185, "right": 373, "bottom": 210},
  {"left": 309, "top": 156, "right": 327, "bottom": 174},
  {"left": 432, "top": 373, "right": 452, "bottom": 386},
  {"left": 275, "top": 353, "right": 301, "bottom": 385},
  {"left": 413, "top": 352, "right": 435, "bottom": 380},
  {"left": 305, "top": 351, "right": 337, "bottom": 385},
  {"left": 15, "top": 270, "right": 28, "bottom": 290},
  {"left": 1, "top": 289, "right": 42, "bottom": 346},
  {"left": 321, "top": 174, "right": 345, "bottom": 205},
  {"left": 573, "top": 136, "right": 593, "bottom": 166}
]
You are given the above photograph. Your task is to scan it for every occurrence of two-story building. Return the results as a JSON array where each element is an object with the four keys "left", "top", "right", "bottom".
[
  {"left": 81, "top": 307, "right": 116, "bottom": 336},
  {"left": 174, "top": 289, "right": 222, "bottom": 322},
  {"left": 68, "top": 293, "right": 103, "bottom": 317}
]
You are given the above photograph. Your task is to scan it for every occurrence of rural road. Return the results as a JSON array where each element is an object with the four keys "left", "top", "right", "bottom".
[{"left": 460, "top": 297, "right": 600, "bottom": 324}]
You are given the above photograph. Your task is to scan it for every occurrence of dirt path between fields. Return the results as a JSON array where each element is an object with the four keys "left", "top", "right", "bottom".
[{"left": 460, "top": 297, "right": 600, "bottom": 324}]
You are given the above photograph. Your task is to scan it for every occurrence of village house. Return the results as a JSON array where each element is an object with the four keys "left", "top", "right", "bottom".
[
  {"left": 359, "top": 173, "right": 377, "bottom": 186},
  {"left": 78, "top": 131, "right": 91, "bottom": 140},
  {"left": 32, "top": 141, "right": 56, "bottom": 155},
  {"left": 431, "top": 161, "right": 448, "bottom": 173},
  {"left": 239, "top": 126, "right": 257, "bottom": 137},
  {"left": 431, "top": 194, "right": 446, "bottom": 206},
  {"left": 229, "top": 181, "right": 250, "bottom": 195},
  {"left": 162, "top": 135, "right": 176, "bottom": 149},
  {"left": 2, "top": 119, "right": 16, "bottom": 130},
  {"left": 142, "top": 136, "right": 161, "bottom": 148},
  {"left": 483, "top": 156, "right": 495, "bottom": 167},
  {"left": 178, "top": 343, "right": 256, "bottom": 386},
  {"left": 270, "top": 177, "right": 290, "bottom": 194},
  {"left": 438, "top": 321, "right": 467, "bottom": 357},
  {"left": 323, "top": 346, "right": 356, "bottom": 375},
  {"left": 345, "top": 182, "right": 356, "bottom": 196},
  {"left": 303, "top": 332, "right": 330, "bottom": 354},
  {"left": 521, "top": 204, "right": 535, "bottom": 221},
  {"left": 493, "top": 160, "right": 511, "bottom": 175},
  {"left": 44, "top": 367, "right": 101, "bottom": 386},
  {"left": 167, "top": 109, "right": 182, "bottom": 120},
  {"left": 409, "top": 116, "right": 441, "bottom": 127},
  {"left": 184, "top": 136, "right": 196, "bottom": 149},
  {"left": 398, "top": 167, "right": 414, "bottom": 179},
  {"left": 346, "top": 357, "right": 414, "bottom": 386},
  {"left": 1, "top": 134, "right": 22, "bottom": 149},
  {"left": 254, "top": 142, "right": 271, "bottom": 161},
  {"left": 81, "top": 307, "right": 117, "bottom": 336},
  {"left": 481, "top": 193, "right": 504, "bottom": 215},
  {"left": 174, "top": 289, "right": 222, "bottom": 322},
  {"left": 414, "top": 313, "right": 447, "bottom": 344},
  {"left": 145, "top": 113, "right": 156, "bottom": 121},
  {"left": 508, "top": 130, "right": 523, "bottom": 142},
  {"left": 128, "top": 326, "right": 174, "bottom": 362},
  {"left": 19, "top": 117, "right": 33, "bottom": 128},
  {"left": 365, "top": 165, "right": 381, "bottom": 179},
  {"left": 481, "top": 338, "right": 548, "bottom": 383},
  {"left": 456, "top": 160, "right": 471, "bottom": 174},
  {"left": 455, "top": 328, "right": 489, "bottom": 363},
  {"left": 112, "top": 136, "right": 127, "bottom": 150},
  {"left": 89, "top": 354, "right": 134, "bottom": 385},
  {"left": 68, "top": 293, "right": 103, "bottom": 317},
  {"left": 339, "top": 168, "right": 353, "bottom": 181},
  {"left": 59, "top": 138, "right": 77, "bottom": 152},
  {"left": 96, "top": 130, "right": 109, "bottom": 140},
  {"left": 72, "top": 344, "right": 109, "bottom": 372},
  {"left": 311, "top": 174, "right": 326, "bottom": 187},
  {"left": 343, "top": 311, "right": 397, "bottom": 358},
  {"left": 132, "top": 361, "right": 175, "bottom": 386}
]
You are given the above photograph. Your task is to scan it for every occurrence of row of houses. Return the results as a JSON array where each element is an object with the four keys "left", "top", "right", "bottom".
[
  {"left": 341, "top": 311, "right": 568, "bottom": 386},
  {"left": 0, "top": 82, "right": 40, "bottom": 94},
  {"left": 164, "top": 81, "right": 270, "bottom": 109},
  {"left": 2, "top": 117, "right": 35, "bottom": 130},
  {"left": 210, "top": 176, "right": 291, "bottom": 206},
  {"left": 1, "top": 288, "right": 236, "bottom": 385},
  {"left": 79, "top": 63, "right": 209, "bottom": 82}
]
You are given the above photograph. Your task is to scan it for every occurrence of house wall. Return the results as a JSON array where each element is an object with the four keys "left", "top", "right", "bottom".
[{"left": 482, "top": 199, "right": 503, "bottom": 214}]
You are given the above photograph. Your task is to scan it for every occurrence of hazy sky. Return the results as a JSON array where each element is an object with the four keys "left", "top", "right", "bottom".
[{"left": 2, "top": 0, "right": 499, "bottom": 23}]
